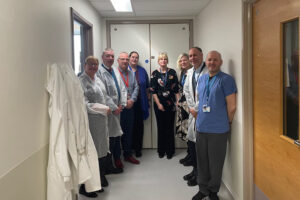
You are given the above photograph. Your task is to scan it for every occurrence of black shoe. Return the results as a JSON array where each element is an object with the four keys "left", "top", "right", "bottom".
[
  {"left": 183, "top": 159, "right": 193, "bottom": 166},
  {"left": 167, "top": 154, "right": 173, "bottom": 159},
  {"left": 135, "top": 151, "right": 142, "bottom": 157},
  {"left": 96, "top": 188, "right": 104, "bottom": 193},
  {"left": 187, "top": 176, "right": 197, "bottom": 186},
  {"left": 104, "top": 153, "right": 123, "bottom": 174},
  {"left": 101, "top": 175, "right": 108, "bottom": 187},
  {"left": 79, "top": 185, "right": 98, "bottom": 198},
  {"left": 158, "top": 153, "right": 165, "bottom": 158},
  {"left": 209, "top": 192, "right": 220, "bottom": 200},
  {"left": 183, "top": 170, "right": 194, "bottom": 181},
  {"left": 105, "top": 166, "right": 123, "bottom": 175},
  {"left": 192, "top": 191, "right": 207, "bottom": 200},
  {"left": 179, "top": 154, "right": 190, "bottom": 164}
]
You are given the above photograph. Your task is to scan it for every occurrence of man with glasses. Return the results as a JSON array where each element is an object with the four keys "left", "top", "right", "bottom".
[{"left": 113, "top": 52, "right": 140, "bottom": 168}]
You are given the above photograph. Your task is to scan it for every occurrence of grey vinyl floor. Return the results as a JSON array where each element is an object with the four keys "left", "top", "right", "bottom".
[{"left": 78, "top": 149, "right": 234, "bottom": 200}]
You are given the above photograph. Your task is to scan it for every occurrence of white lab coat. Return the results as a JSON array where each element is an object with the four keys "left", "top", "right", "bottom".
[
  {"left": 46, "top": 64, "right": 101, "bottom": 200},
  {"left": 97, "top": 65, "right": 127, "bottom": 137},
  {"left": 183, "top": 63, "right": 208, "bottom": 142}
]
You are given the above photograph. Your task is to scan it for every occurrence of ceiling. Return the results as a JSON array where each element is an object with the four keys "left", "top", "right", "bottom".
[{"left": 88, "top": 0, "right": 211, "bottom": 18}]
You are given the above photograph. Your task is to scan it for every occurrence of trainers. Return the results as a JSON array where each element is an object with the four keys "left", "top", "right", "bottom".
[
  {"left": 209, "top": 192, "right": 220, "bottom": 200},
  {"left": 115, "top": 158, "right": 124, "bottom": 169},
  {"left": 192, "top": 191, "right": 207, "bottom": 200},
  {"left": 124, "top": 156, "right": 140, "bottom": 164},
  {"left": 79, "top": 185, "right": 97, "bottom": 198}
]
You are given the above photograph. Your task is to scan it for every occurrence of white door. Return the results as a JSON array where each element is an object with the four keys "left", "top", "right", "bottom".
[
  {"left": 110, "top": 23, "right": 190, "bottom": 148},
  {"left": 150, "top": 24, "right": 190, "bottom": 148},
  {"left": 110, "top": 24, "right": 152, "bottom": 148}
]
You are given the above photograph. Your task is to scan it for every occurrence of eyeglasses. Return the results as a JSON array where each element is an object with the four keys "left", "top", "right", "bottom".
[
  {"left": 87, "top": 63, "right": 98, "bottom": 67},
  {"left": 119, "top": 58, "right": 129, "bottom": 61}
]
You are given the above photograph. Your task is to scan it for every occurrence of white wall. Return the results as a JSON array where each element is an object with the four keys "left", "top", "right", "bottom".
[
  {"left": 193, "top": 0, "right": 243, "bottom": 199},
  {"left": 0, "top": 0, "right": 103, "bottom": 199},
  {"left": 71, "top": 0, "right": 103, "bottom": 57},
  {"left": 0, "top": 0, "right": 71, "bottom": 178}
]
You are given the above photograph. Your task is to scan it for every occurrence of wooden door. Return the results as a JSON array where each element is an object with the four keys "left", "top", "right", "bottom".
[{"left": 253, "top": 0, "right": 300, "bottom": 199}]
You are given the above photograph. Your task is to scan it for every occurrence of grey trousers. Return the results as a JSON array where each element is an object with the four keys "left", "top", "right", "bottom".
[{"left": 196, "top": 131, "right": 229, "bottom": 195}]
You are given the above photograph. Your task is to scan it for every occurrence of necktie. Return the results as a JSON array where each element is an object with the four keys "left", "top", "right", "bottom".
[{"left": 192, "top": 70, "right": 196, "bottom": 98}]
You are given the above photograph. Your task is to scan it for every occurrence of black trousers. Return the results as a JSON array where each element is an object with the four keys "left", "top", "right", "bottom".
[
  {"left": 196, "top": 132, "right": 229, "bottom": 194},
  {"left": 188, "top": 141, "right": 197, "bottom": 170},
  {"left": 153, "top": 103, "right": 175, "bottom": 156},
  {"left": 132, "top": 98, "right": 144, "bottom": 154}
]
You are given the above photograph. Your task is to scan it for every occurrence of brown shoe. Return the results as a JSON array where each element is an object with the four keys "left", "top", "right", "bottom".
[
  {"left": 124, "top": 156, "right": 140, "bottom": 164},
  {"left": 115, "top": 158, "right": 124, "bottom": 169}
]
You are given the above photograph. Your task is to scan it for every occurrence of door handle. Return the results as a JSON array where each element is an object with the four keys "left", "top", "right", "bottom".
[{"left": 294, "top": 140, "right": 300, "bottom": 146}]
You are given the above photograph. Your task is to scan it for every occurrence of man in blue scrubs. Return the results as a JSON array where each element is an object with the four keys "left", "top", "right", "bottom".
[{"left": 192, "top": 51, "right": 237, "bottom": 200}]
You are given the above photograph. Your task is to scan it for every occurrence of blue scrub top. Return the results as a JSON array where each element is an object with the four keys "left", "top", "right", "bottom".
[{"left": 196, "top": 71, "right": 237, "bottom": 133}]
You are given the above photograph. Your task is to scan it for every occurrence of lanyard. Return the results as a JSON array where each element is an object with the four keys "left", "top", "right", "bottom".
[
  {"left": 205, "top": 75, "right": 217, "bottom": 102},
  {"left": 129, "top": 65, "right": 140, "bottom": 84},
  {"left": 159, "top": 68, "right": 168, "bottom": 86},
  {"left": 181, "top": 74, "right": 186, "bottom": 86},
  {"left": 118, "top": 68, "right": 129, "bottom": 88},
  {"left": 102, "top": 64, "right": 112, "bottom": 73}
]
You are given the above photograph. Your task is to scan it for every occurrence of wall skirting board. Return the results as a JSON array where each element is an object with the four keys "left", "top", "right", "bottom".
[{"left": 0, "top": 145, "right": 48, "bottom": 200}]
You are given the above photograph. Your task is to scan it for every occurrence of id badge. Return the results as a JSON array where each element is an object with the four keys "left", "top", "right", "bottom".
[
  {"left": 202, "top": 105, "right": 211, "bottom": 113},
  {"left": 162, "top": 91, "right": 169, "bottom": 97}
]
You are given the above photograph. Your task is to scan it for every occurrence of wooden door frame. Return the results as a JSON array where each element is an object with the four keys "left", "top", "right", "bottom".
[{"left": 242, "top": 1, "right": 258, "bottom": 200}]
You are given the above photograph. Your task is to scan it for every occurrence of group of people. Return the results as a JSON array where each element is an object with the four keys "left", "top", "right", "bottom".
[
  {"left": 77, "top": 46, "right": 237, "bottom": 200},
  {"left": 176, "top": 47, "right": 237, "bottom": 200},
  {"left": 78, "top": 49, "right": 150, "bottom": 198}
]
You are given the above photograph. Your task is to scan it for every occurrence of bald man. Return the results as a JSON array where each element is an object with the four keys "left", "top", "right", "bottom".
[{"left": 192, "top": 51, "right": 237, "bottom": 200}]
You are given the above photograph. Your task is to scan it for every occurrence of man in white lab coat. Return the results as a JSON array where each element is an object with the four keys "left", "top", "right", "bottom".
[
  {"left": 183, "top": 47, "right": 208, "bottom": 187},
  {"left": 97, "top": 48, "right": 127, "bottom": 176}
]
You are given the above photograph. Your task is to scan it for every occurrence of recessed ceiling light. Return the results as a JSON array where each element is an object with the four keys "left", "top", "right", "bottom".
[{"left": 110, "top": 0, "right": 133, "bottom": 12}]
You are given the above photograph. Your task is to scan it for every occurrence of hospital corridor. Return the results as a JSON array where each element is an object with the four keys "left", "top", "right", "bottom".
[
  {"left": 1, "top": 0, "right": 300, "bottom": 200},
  {"left": 77, "top": 149, "right": 233, "bottom": 200}
]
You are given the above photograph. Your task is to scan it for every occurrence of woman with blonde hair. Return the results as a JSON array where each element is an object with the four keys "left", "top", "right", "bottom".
[
  {"left": 175, "top": 53, "right": 192, "bottom": 141},
  {"left": 150, "top": 52, "right": 179, "bottom": 159}
]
